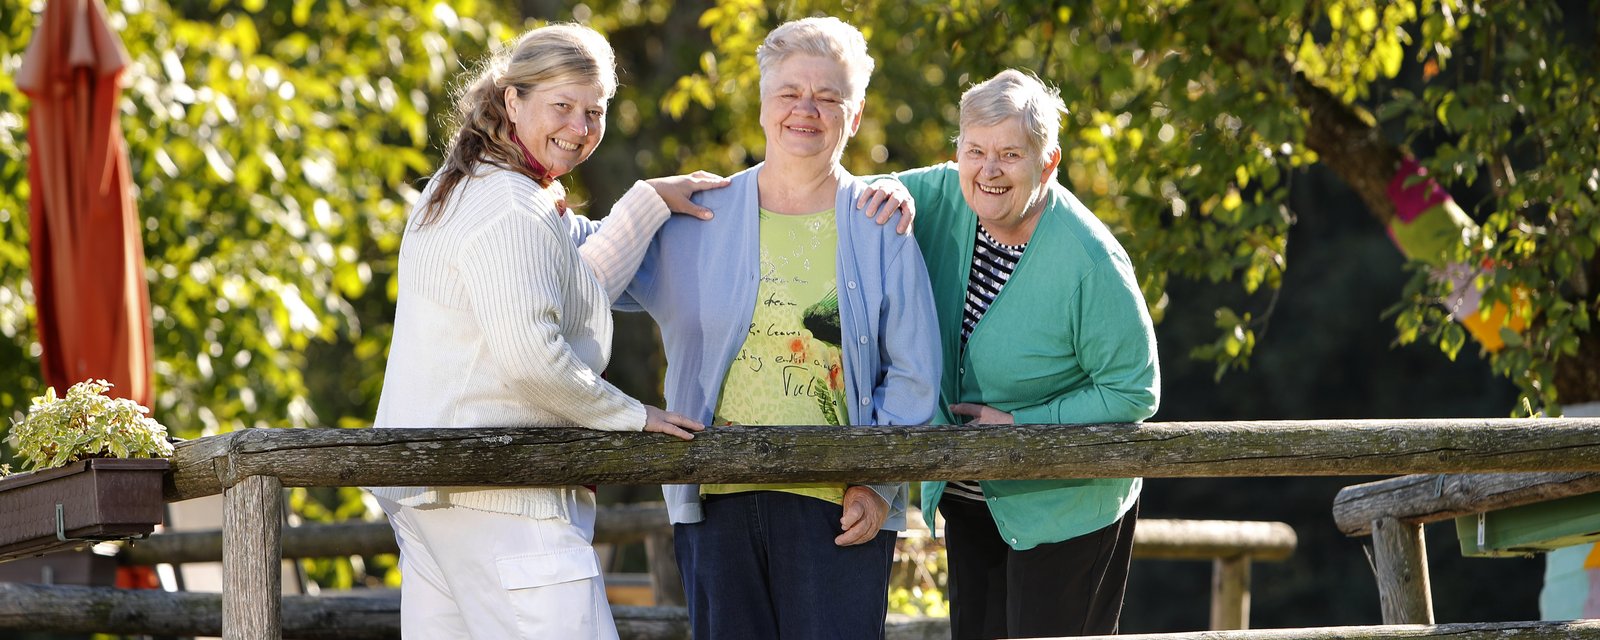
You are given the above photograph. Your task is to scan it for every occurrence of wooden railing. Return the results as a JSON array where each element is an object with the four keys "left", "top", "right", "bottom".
[
  {"left": 1332, "top": 471, "right": 1600, "bottom": 623},
  {"left": 9, "top": 417, "right": 1600, "bottom": 639},
  {"left": 111, "top": 510, "right": 1296, "bottom": 631}
]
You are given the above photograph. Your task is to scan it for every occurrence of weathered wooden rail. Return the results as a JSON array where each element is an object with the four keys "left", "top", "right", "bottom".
[
  {"left": 120, "top": 502, "right": 677, "bottom": 565},
  {"left": 14, "top": 418, "right": 1600, "bottom": 639},
  {"left": 1332, "top": 471, "right": 1600, "bottom": 624},
  {"left": 0, "top": 582, "right": 686, "bottom": 640},
  {"left": 162, "top": 419, "right": 1600, "bottom": 502},
  {"left": 6, "top": 583, "right": 1599, "bottom": 639},
  {"left": 115, "top": 510, "right": 1295, "bottom": 630}
]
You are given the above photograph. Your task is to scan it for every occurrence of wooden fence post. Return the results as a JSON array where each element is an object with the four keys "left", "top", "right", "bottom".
[
  {"left": 224, "top": 474, "right": 283, "bottom": 640},
  {"left": 1371, "top": 516, "right": 1433, "bottom": 624},
  {"left": 1209, "top": 556, "right": 1250, "bottom": 630},
  {"left": 645, "top": 530, "right": 686, "bottom": 607}
]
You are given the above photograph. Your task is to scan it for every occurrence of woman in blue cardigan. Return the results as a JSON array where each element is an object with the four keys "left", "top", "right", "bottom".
[
  {"left": 617, "top": 17, "right": 940, "bottom": 640},
  {"left": 867, "top": 69, "right": 1160, "bottom": 638}
]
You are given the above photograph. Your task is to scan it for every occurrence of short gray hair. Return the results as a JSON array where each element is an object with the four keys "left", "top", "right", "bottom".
[
  {"left": 756, "top": 17, "right": 874, "bottom": 103},
  {"left": 958, "top": 69, "right": 1068, "bottom": 164}
]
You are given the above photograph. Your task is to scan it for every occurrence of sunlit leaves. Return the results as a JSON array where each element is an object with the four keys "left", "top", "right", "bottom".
[
  {"left": 1190, "top": 307, "right": 1258, "bottom": 381},
  {"left": 0, "top": 0, "right": 514, "bottom": 437}
]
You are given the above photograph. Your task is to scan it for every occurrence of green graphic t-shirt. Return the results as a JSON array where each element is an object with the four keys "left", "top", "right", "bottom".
[{"left": 704, "top": 208, "right": 850, "bottom": 504}]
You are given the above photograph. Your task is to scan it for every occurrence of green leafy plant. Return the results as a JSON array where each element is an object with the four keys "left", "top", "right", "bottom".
[{"left": 7, "top": 379, "right": 174, "bottom": 472}]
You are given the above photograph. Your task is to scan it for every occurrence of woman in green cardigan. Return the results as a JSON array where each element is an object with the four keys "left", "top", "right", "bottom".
[{"left": 864, "top": 69, "right": 1160, "bottom": 638}]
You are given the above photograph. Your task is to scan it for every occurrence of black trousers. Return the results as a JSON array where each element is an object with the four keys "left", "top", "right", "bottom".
[{"left": 941, "top": 494, "right": 1138, "bottom": 639}]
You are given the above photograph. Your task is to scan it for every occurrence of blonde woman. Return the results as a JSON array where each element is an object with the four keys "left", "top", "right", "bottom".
[{"left": 368, "top": 25, "right": 723, "bottom": 639}]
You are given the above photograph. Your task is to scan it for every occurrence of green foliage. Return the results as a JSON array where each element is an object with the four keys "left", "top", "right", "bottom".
[
  {"left": 0, "top": 0, "right": 514, "bottom": 436},
  {"left": 668, "top": 0, "right": 1596, "bottom": 410},
  {"left": 889, "top": 534, "right": 949, "bottom": 617},
  {"left": 8, "top": 379, "right": 174, "bottom": 472},
  {"left": 1379, "top": 1, "right": 1599, "bottom": 409}
]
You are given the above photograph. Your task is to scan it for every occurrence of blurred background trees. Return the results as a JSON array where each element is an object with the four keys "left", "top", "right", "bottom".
[{"left": 1, "top": 0, "right": 1594, "bottom": 629}]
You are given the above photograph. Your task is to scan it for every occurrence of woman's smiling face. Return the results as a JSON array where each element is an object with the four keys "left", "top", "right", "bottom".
[
  {"left": 504, "top": 82, "right": 607, "bottom": 178},
  {"left": 957, "top": 117, "right": 1058, "bottom": 236},
  {"left": 758, "top": 54, "right": 862, "bottom": 166}
]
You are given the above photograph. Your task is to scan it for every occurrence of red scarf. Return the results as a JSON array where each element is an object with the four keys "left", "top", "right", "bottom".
[{"left": 509, "top": 130, "right": 566, "bottom": 216}]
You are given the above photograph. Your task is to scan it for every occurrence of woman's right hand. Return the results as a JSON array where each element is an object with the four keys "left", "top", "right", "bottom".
[
  {"left": 856, "top": 178, "right": 916, "bottom": 235},
  {"left": 644, "top": 405, "right": 705, "bottom": 440},
  {"left": 646, "top": 171, "right": 730, "bottom": 220}
]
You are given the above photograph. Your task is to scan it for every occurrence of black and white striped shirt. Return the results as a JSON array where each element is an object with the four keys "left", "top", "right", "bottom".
[{"left": 945, "top": 224, "right": 1028, "bottom": 503}]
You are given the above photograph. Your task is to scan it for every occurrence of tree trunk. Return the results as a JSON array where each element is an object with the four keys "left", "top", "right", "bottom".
[
  {"left": 1293, "top": 73, "right": 1599, "bottom": 406},
  {"left": 1295, "top": 72, "right": 1404, "bottom": 224},
  {"left": 1551, "top": 261, "right": 1600, "bottom": 405}
]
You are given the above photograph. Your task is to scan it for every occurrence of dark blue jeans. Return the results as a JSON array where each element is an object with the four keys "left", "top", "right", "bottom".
[{"left": 675, "top": 491, "right": 897, "bottom": 640}]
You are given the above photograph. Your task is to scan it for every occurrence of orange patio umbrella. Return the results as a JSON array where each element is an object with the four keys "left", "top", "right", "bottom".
[{"left": 16, "top": 0, "right": 153, "bottom": 408}]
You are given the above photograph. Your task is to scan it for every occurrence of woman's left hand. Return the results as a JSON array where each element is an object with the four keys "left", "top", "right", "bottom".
[
  {"left": 855, "top": 179, "right": 916, "bottom": 235},
  {"left": 646, "top": 171, "right": 730, "bottom": 220},
  {"left": 643, "top": 405, "right": 705, "bottom": 440},
  {"left": 949, "top": 403, "right": 1014, "bottom": 425},
  {"left": 834, "top": 486, "right": 889, "bottom": 546}
]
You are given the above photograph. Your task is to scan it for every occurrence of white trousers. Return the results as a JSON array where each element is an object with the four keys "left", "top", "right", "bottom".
[{"left": 379, "top": 490, "right": 618, "bottom": 640}]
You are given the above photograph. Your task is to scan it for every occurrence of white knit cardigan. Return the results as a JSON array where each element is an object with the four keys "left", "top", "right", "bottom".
[{"left": 369, "top": 164, "right": 669, "bottom": 521}]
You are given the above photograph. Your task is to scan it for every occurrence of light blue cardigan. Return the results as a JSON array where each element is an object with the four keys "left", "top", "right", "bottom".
[{"left": 617, "top": 164, "right": 941, "bottom": 531}]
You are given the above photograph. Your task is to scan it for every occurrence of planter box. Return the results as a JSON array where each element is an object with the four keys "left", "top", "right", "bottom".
[
  {"left": 0, "top": 458, "right": 169, "bottom": 563},
  {"left": 1456, "top": 490, "right": 1600, "bottom": 558},
  {"left": 0, "top": 548, "right": 119, "bottom": 585}
]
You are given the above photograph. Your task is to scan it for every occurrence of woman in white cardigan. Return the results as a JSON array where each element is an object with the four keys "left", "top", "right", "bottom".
[{"left": 368, "top": 24, "right": 720, "bottom": 639}]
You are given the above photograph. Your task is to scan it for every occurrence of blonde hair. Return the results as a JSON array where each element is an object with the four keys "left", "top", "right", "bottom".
[
  {"left": 957, "top": 69, "right": 1067, "bottom": 166},
  {"left": 755, "top": 17, "right": 874, "bottom": 103},
  {"left": 416, "top": 24, "right": 617, "bottom": 225}
]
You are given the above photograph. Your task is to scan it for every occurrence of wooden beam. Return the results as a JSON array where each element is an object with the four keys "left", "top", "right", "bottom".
[
  {"left": 126, "top": 502, "right": 679, "bottom": 564},
  {"left": 644, "top": 531, "right": 686, "bottom": 607},
  {"left": 1135, "top": 519, "right": 1296, "bottom": 562},
  {"left": 1210, "top": 557, "right": 1250, "bottom": 630},
  {"left": 164, "top": 431, "right": 238, "bottom": 502},
  {"left": 0, "top": 583, "right": 395, "bottom": 639},
  {"left": 1332, "top": 472, "right": 1600, "bottom": 536},
  {"left": 125, "top": 513, "right": 1297, "bottom": 565},
  {"left": 0, "top": 584, "right": 864, "bottom": 639},
  {"left": 1370, "top": 517, "right": 1433, "bottom": 624},
  {"left": 166, "top": 419, "right": 1600, "bottom": 501},
  {"left": 7, "top": 583, "right": 1596, "bottom": 639},
  {"left": 224, "top": 475, "right": 283, "bottom": 640}
]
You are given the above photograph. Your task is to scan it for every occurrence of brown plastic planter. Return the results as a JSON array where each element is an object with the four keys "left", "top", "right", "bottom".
[{"left": 0, "top": 458, "right": 168, "bottom": 563}]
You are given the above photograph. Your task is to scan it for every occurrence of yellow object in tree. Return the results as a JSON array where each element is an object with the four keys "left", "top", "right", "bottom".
[{"left": 1458, "top": 286, "right": 1533, "bottom": 352}]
